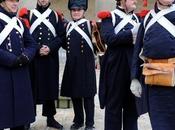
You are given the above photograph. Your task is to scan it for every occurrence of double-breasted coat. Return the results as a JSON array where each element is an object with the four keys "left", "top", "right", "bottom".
[
  {"left": 61, "top": 19, "right": 97, "bottom": 98},
  {"left": 23, "top": 5, "right": 65, "bottom": 102},
  {"left": 0, "top": 6, "right": 36, "bottom": 129}
]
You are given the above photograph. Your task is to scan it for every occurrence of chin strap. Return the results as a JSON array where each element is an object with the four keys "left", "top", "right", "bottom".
[{"left": 157, "top": 0, "right": 172, "bottom": 7}]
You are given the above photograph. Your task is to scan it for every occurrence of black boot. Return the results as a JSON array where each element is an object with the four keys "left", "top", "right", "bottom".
[
  {"left": 47, "top": 117, "right": 63, "bottom": 130},
  {"left": 84, "top": 126, "right": 95, "bottom": 130},
  {"left": 70, "top": 123, "right": 84, "bottom": 130}
]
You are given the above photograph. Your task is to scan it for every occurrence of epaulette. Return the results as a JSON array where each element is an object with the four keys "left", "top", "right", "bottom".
[
  {"left": 136, "top": 9, "right": 150, "bottom": 18},
  {"left": 136, "top": 0, "right": 149, "bottom": 18},
  {"left": 55, "top": 9, "right": 64, "bottom": 21},
  {"left": 97, "top": 10, "right": 111, "bottom": 19},
  {"left": 18, "top": 7, "right": 30, "bottom": 28},
  {"left": 18, "top": 7, "right": 29, "bottom": 17}
]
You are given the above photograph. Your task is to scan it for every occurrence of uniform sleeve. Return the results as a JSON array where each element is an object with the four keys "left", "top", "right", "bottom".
[
  {"left": 0, "top": 49, "right": 17, "bottom": 67},
  {"left": 131, "top": 22, "right": 145, "bottom": 79},
  {"left": 100, "top": 17, "right": 133, "bottom": 48},
  {"left": 46, "top": 16, "right": 66, "bottom": 53},
  {"left": 22, "top": 22, "right": 38, "bottom": 62}
]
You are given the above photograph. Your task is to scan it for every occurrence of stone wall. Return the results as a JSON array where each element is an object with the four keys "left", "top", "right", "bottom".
[{"left": 19, "top": 0, "right": 153, "bottom": 21}]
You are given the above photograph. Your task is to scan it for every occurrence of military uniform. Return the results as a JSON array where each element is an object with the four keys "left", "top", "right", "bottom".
[
  {"left": 61, "top": 1, "right": 96, "bottom": 129},
  {"left": 132, "top": 3, "right": 175, "bottom": 130},
  {"left": 99, "top": 7, "right": 139, "bottom": 130},
  {"left": 61, "top": 18, "right": 97, "bottom": 129},
  {"left": 20, "top": 3, "right": 65, "bottom": 119},
  {"left": 0, "top": 5, "right": 36, "bottom": 130}
]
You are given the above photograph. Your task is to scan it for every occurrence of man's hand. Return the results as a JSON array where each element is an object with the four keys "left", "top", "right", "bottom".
[
  {"left": 39, "top": 45, "right": 50, "bottom": 56},
  {"left": 130, "top": 79, "right": 142, "bottom": 97},
  {"left": 12, "top": 54, "right": 29, "bottom": 67}
]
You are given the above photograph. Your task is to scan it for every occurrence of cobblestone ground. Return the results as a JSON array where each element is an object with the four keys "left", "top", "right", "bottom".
[{"left": 5, "top": 50, "right": 152, "bottom": 130}]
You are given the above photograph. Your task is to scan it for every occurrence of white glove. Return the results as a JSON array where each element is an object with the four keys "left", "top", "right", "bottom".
[{"left": 130, "top": 79, "right": 142, "bottom": 97}]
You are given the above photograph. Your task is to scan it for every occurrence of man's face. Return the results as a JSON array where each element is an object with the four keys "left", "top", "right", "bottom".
[
  {"left": 37, "top": 0, "right": 50, "bottom": 7},
  {"left": 125, "top": 0, "right": 137, "bottom": 12},
  {"left": 71, "top": 8, "right": 85, "bottom": 21},
  {"left": 4, "top": 0, "right": 20, "bottom": 13}
]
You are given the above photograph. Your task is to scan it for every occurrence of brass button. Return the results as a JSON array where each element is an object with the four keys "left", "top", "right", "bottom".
[
  {"left": 67, "top": 42, "right": 70, "bottom": 45},
  {"left": 40, "top": 32, "right": 42, "bottom": 35},
  {"left": 67, "top": 50, "right": 70, "bottom": 53},
  {"left": 39, "top": 37, "right": 41, "bottom": 40},
  {"left": 81, "top": 50, "right": 83, "bottom": 53},
  {"left": 81, "top": 45, "right": 83, "bottom": 48},
  {"left": 9, "top": 49, "right": 12, "bottom": 52}
]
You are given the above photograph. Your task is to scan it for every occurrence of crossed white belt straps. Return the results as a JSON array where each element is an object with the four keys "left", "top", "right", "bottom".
[
  {"left": 0, "top": 12, "right": 24, "bottom": 46},
  {"left": 111, "top": 9, "right": 139, "bottom": 35},
  {"left": 30, "top": 8, "right": 56, "bottom": 37},
  {"left": 144, "top": 4, "right": 175, "bottom": 37},
  {"left": 66, "top": 19, "right": 94, "bottom": 52}
]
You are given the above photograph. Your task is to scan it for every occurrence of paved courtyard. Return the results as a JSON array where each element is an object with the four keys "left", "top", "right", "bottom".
[{"left": 23, "top": 98, "right": 152, "bottom": 130}]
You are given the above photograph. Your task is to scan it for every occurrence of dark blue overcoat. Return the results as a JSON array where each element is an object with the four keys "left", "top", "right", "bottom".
[
  {"left": 99, "top": 7, "right": 138, "bottom": 130},
  {"left": 132, "top": 3, "right": 175, "bottom": 130},
  {"left": 61, "top": 19, "right": 97, "bottom": 98},
  {"left": 0, "top": 6, "right": 36, "bottom": 129},
  {"left": 26, "top": 5, "right": 65, "bottom": 102}
]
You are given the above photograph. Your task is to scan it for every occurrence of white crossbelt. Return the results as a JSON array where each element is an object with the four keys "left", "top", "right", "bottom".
[
  {"left": 30, "top": 8, "right": 56, "bottom": 37},
  {"left": 66, "top": 19, "right": 87, "bottom": 35},
  {"left": 111, "top": 9, "right": 139, "bottom": 34},
  {"left": 0, "top": 13, "right": 24, "bottom": 46},
  {"left": 144, "top": 4, "right": 175, "bottom": 36},
  {"left": 67, "top": 19, "right": 94, "bottom": 52}
]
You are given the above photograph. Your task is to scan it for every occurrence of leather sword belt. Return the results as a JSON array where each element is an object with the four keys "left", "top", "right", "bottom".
[{"left": 142, "top": 58, "right": 175, "bottom": 87}]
